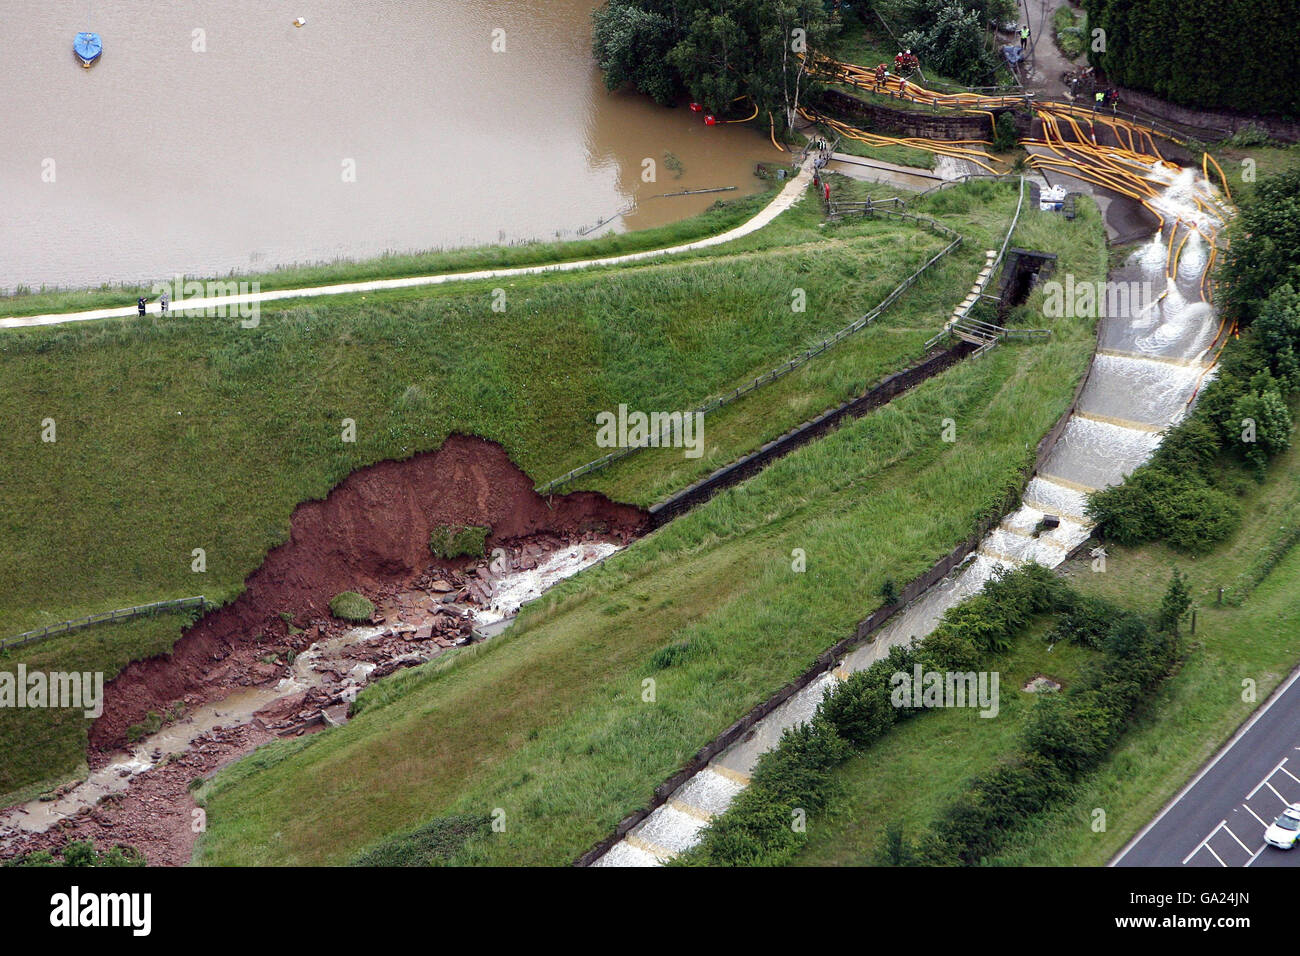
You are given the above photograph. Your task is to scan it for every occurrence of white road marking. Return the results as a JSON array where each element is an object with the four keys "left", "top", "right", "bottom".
[
  {"left": 1112, "top": 664, "right": 1300, "bottom": 866},
  {"left": 1222, "top": 825, "right": 1252, "bottom": 854},
  {"left": 1183, "top": 821, "right": 1227, "bottom": 865},
  {"left": 1247, "top": 759, "right": 1288, "bottom": 800}
]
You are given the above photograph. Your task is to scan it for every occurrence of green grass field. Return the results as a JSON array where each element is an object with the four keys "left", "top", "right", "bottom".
[
  {"left": 0, "top": 191, "right": 773, "bottom": 317},
  {"left": 0, "top": 178, "right": 1028, "bottom": 800},
  {"left": 190, "top": 197, "right": 1105, "bottom": 866},
  {"left": 782, "top": 398, "right": 1300, "bottom": 867},
  {"left": 792, "top": 627, "right": 1097, "bottom": 865}
]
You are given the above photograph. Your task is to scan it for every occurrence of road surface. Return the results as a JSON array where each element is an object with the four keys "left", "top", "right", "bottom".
[{"left": 1113, "top": 665, "right": 1300, "bottom": 868}]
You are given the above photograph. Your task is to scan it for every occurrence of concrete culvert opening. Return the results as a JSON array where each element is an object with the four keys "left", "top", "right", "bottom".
[{"left": 998, "top": 247, "right": 1058, "bottom": 312}]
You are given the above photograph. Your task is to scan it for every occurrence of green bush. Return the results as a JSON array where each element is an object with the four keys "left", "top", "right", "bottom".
[
  {"left": 1222, "top": 168, "right": 1300, "bottom": 325},
  {"left": 684, "top": 566, "right": 1068, "bottom": 866},
  {"left": 1226, "top": 384, "right": 1293, "bottom": 471},
  {"left": 329, "top": 591, "right": 375, "bottom": 623},
  {"left": 992, "top": 111, "right": 1018, "bottom": 152},
  {"left": 5, "top": 840, "right": 144, "bottom": 868},
  {"left": 913, "top": 591, "right": 1177, "bottom": 866},
  {"left": 428, "top": 524, "right": 489, "bottom": 560},
  {"left": 1052, "top": 5, "right": 1088, "bottom": 60},
  {"left": 1083, "top": 0, "right": 1300, "bottom": 117},
  {"left": 1048, "top": 593, "right": 1124, "bottom": 649},
  {"left": 681, "top": 716, "right": 849, "bottom": 867},
  {"left": 351, "top": 814, "right": 491, "bottom": 866},
  {"left": 819, "top": 658, "right": 906, "bottom": 747},
  {"left": 900, "top": 2, "right": 1001, "bottom": 86},
  {"left": 1086, "top": 468, "right": 1240, "bottom": 553}
]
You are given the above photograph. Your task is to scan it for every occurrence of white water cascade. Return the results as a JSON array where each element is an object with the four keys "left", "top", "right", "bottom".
[{"left": 594, "top": 170, "right": 1228, "bottom": 867}]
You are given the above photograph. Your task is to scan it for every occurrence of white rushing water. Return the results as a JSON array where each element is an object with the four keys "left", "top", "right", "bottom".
[
  {"left": 474, "top": 541, "right": 622, "bottom": 628},
  {"left": 593, "top": 167, "right": 1227, "bottom": 866}
]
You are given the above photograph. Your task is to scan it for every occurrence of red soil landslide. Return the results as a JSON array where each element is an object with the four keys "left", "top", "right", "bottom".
[{"left": 91, "top": 434, "right": 645, "bottom": 751}]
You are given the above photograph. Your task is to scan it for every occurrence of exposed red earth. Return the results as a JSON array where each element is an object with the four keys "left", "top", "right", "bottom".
[
  {"left": 1, "top": 436, "right": 644, "bottom": 864},
  {"left": 90, "top": 434, "right": 645, "bottom": 751}
]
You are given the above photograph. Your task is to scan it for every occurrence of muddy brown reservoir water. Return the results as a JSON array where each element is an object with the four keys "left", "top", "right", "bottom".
[{"left": 1, "top": 0, "right": 781, "bottom": 291}]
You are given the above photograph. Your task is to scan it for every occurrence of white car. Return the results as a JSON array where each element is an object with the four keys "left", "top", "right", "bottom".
[{"left": 1263, "top": 803, "right": 1300, "bottom": 849}]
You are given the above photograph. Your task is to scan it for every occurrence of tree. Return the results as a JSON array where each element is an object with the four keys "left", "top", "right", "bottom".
[
  {"left": 1253, "top": 284, "right": 1300, "bottom": 376},
  {"left": 900, "top": 2, "right": 999, "bottom": 86},
  {"left": 874, "top": 820, "right": 918, "bottom": 865},
  {"left": 1155, "top": 568, "right": 1191, "bottom": 638},
  {"left": 592, "top": 2, "right": 681, "bottom": 105},
  {"left": 1221, "top": 168, "right": 1300, "bottom": 326},
  {"left": 1083, "top": 0, "right": 1300, "bottom": 118},
  {"left": 592, "top": 1, "right": 839, "bottom": 130},
  {"left": 1226, "top": 380, "right": 1293, "bottom": 471}
]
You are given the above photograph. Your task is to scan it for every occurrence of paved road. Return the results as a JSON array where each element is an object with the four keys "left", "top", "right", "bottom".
[
  {"left": 1, "top": 155, "right": 817, "bottom": 331},
  {"left": 1113, "top": 665, "right": 1300, "bottom": 868}
]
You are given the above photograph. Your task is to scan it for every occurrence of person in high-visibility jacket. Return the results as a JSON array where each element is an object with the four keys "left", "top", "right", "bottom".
[
  {"left": 1095, "top": 90, "right": 1105, "bottom": 108},
  {"left": 1020, "top": 25, "right": 1030, "bottom": 49}
]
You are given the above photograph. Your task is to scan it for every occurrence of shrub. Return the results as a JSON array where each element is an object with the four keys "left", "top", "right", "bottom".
[
  {"left": 329, "top": 591, "right": 375, "bottom": 622},
  {"left": 1052, "top": 5, "right": 1088, "bottom": 60},
  {"left": 1224, "top": 124, "right": 1272, "bottom": 148},
  {"left": 818, "top": 664, "right": 901, "bottom": 748},
  {"left": 992, "top": 111, "right": 1018, "bottom": 152},
  {"left": 747, "top": 717, "right": 851, "bottom": 812},
  {"left": 6, "top": 840, "right": 144, "bottom": 868},
  {"left": 351, "top": 814, "right": 491, "bottom": 866},
  {"left": 1221, "top": 167, "right": 1300, "bottom": 325},
  {"left": 1086, "top": 468, "right": 1240, "bottom": 553},
  {"left": 900, "top": 2, "right": 1000, "bottom": 86},
  {"left": 1226, "top": 385, "right": 1293, "bottom": 471},
  {"left": 428, "top": 524, "right": 489, "bottom": 559},
  {"left": 683, "top": 717, "right": 849, "bottom": 867},
  {"left": 1021, "top": 688, "right": 1120, "bottom": 777},
  {"left": 1154, "top": 568, "right": 1192, "bottom": 637},
  {"left": 880, "top": 577, "right": 900, "bottom": 605},
  {"left": 1047, "top": 593, "right": 1121, "bottom": 649}
]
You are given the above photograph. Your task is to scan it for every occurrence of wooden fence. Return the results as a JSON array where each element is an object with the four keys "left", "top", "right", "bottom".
[
  {"left": 2, "top": 596, "right": 208, "bottom": 652},
  {"left": 535, "top": 213, "right": 964, "bottom": 496}
]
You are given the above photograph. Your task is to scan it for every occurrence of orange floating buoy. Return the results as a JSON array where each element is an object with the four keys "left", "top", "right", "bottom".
[
  {"left": 704, "top": 114, "right": 717, "bottom": 126},
  {"left": 689, "top": 102, "right": 703, "bottom": 112}
]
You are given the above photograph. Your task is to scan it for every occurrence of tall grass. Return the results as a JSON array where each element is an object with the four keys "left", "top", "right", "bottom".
[
  {"left": 0, "top": 183, "right": 1027, "bottom": 795},
  {"left": 195, "top": 283, "right": 1099, "bottom": 864},
  {"left": 0, "top": 191, "right": 778, "bottom": 316}
]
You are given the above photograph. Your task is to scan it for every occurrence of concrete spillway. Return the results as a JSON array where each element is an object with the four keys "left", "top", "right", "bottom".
[{"left": 592, "top": 167, "right": 1227, "bottom": 867}]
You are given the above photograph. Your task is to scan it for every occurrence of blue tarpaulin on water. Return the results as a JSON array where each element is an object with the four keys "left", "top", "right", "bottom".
[{"left": 74, "top": 32, "right": 102, "bottom": 62}]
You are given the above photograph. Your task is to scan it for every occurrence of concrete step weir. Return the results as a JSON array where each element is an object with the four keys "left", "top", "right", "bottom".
[{"left": 583, "top": 195, "right": 1225, "bottom": 867}]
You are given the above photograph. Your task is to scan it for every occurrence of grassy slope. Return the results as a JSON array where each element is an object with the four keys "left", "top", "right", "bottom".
[
  {"left": 784, "top": 382, "right": 1300, "bottom": 868},
  {"left": 193, "top": 200, "right": 1104, "bottom": 866},
  {"left": 0, "top": 181, "right": 1017, "bottom": 799},
  {"left": 792, "top": 629, "right": 1097, "bottom": 865},
  {"left": 195, "top": 339, "right": 1085, "bottom": 866},
  {"left": 988, "top": 437, "right": 1300, "bottom": 865},
  {"left": 0, "top": 192, "right": 773, "bottom": 317},
  {"left": 1207, "top": 144, "right": 1300, "bottom": 206}
]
